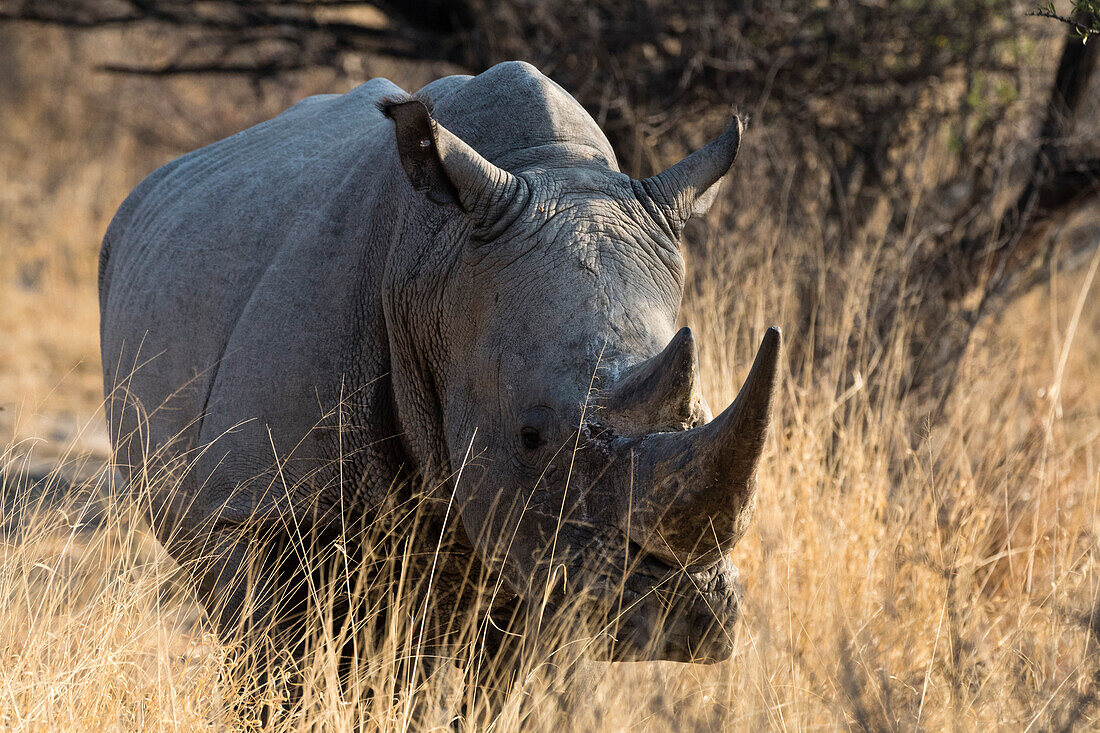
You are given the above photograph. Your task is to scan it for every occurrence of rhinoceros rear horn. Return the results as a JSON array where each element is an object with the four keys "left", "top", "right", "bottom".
[
  {"left": 601, "top": 327, "right": 709, "bottom": 433},
  {"left": 639, "top": 114, "right": 742, "bottom": 234},
  {"left": 626, "top": 326, "right": 780, "bottom": 567},
  {"left": 381, "top": 97, "right": 526, "bottom": 229}
]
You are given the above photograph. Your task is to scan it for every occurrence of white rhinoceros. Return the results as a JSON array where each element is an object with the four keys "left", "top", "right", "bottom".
[{"left": 99, "top": 60, "right": 779, "bottom": 675}]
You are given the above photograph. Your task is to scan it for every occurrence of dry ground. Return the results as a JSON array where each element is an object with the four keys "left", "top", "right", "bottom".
[{"left": 2, "top": 24, "right": 1099, "bottom": 733}]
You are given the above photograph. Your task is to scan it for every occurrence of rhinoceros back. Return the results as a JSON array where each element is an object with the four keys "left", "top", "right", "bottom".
[{"left": 99, "top": 78, "right": 410, "bottom": 515}]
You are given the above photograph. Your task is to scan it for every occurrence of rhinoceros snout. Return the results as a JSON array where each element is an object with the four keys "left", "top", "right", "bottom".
[
  {"left": 603, "top": 554, "right": 743, "bottom": 664},
  {"left": 683, "top": 580, "right": 742, "bottom": 664}
]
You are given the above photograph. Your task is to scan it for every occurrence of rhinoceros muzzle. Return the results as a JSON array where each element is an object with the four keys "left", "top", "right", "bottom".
[
  {"left": 605, "top": 553, "right": 743, "bottom": 664},
  {"left": 548, "top": 326, "right": 780, "bottom": 663}
]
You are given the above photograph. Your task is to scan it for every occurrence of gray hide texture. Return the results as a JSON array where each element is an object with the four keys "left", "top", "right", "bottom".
[{"left": 99, "top": 61, "right": 777, "bottom": 665}]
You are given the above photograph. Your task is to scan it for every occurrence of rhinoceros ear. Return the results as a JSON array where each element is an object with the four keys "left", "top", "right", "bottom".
[
  {"left": 379, "top": 97, "right": 460, "bottom": 206},
  {"left": 381, "top": 97, "right": 526, "bottom": 226},
  {"left": 638, "top": 114, "right": 743, "bottom": 234}
]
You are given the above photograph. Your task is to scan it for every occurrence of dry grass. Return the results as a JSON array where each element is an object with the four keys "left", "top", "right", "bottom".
[{"left": 2, "top": 23, "right": 1100, "bottom": 733}]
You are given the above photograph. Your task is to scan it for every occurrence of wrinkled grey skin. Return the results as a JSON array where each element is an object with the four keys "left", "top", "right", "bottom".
[{"left": 99, "top": 61, "right": 779, "bottom": 668}]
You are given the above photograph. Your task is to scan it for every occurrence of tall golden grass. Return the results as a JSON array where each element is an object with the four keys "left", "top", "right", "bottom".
[{"left": 2, "top": 24, "right": 1099, "bottom": 732}]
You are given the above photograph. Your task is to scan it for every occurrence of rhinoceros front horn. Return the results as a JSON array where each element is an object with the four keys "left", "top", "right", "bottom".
[{"left": 623, "top": 326, "right": 781, "bottom": 568}]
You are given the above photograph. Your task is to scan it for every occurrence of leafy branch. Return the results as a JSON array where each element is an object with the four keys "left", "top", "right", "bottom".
[{"left": 1031, "top": 1, "right": 1100, "bottom": 42}]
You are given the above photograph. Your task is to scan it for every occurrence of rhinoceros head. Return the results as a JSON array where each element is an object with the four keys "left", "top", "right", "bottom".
[{"left": 382, "top": 96, "right": 779, "bottom": 663}]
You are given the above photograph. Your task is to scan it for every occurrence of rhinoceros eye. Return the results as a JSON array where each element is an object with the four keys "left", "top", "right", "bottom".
[{"left": 520, "top": 426, "right": 544, "bottom": 451}]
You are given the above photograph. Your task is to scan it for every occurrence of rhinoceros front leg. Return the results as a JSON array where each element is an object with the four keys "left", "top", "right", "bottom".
[
  {"left": 166, "top": 519, "right": 352, "bottom": 719},
  {"left": 457, "top": 598, "right": 542, "bottom": 723},
  {"left": 458, "top": 599, "right": 606, "bottom": 726}
]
